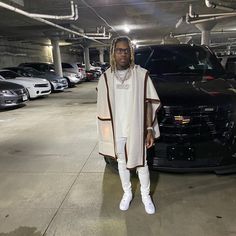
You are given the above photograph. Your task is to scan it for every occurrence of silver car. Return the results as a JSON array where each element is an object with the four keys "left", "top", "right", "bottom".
[
  {"left": 0, "top": 80, "right": 28, "bottom": 109},
  {"left": 18, "top": 64, "right": 68, "bottom": 91}
]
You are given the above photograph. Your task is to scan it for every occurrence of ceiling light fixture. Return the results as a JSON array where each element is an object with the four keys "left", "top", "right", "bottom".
[{"left": 124, "top": 24, "right": 130, "bottom": 33}]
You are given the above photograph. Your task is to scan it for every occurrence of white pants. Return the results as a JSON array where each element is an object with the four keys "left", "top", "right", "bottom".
[{"left": 116, "top": 137, "right": 150, "bottom": 197}]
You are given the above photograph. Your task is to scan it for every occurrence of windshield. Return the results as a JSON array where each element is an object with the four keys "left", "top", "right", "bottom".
[
  {"left": 135, "top": 46, "right": 225, "bottom": 77},
  {"left": 23, "top": 67, "right": 44, "bottom": 76},
  {"left": 0, "top": 70, "right": 20, "bottom": 79}
]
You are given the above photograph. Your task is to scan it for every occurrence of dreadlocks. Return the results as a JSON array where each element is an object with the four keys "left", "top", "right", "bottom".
[{"left": 110, "top": 36, "right": 135, "bottom": 72}]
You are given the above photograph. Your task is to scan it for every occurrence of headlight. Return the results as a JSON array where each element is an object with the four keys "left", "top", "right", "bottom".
[
  {"left": 0, "top": 90, "right": 12, "bottom": 95},
  {"left": 51, "top": 80, "right": 58, "bottom": 83}
]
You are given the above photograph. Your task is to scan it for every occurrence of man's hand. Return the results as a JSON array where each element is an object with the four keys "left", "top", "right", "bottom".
[{"left": 146, "top": 130, "right": 154, "bottom": 149}]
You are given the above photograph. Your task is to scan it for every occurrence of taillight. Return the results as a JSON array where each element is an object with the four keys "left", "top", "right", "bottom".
[{"left": 202, "top": 75, "right": 215, "bottom": 81}]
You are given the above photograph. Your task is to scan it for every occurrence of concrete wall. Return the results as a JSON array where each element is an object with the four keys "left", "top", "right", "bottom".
[
  {"left": 0, "top": 39, "right": 83, "bottom": 68},
  {"left": 60, "top": 46, "right": 83, "bottom": 63},
  {"left": 0, "top": 39, "right": 52, "bottom": 67}
]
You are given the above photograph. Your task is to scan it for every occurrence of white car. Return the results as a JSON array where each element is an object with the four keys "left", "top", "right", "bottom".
[
  {"left": 63, "top": 71, "right": 81, "bottom": 87},
  {"left": 62, "top": 62, "right": 86, "bottom": 81},
  {"left": 0, "top": 70, "right": 51, "bottom": 99}
]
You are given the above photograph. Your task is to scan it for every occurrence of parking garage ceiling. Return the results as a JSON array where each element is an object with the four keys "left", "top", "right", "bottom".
[{"left": 1, "top": 0, "right": 236, "bottom": 51}]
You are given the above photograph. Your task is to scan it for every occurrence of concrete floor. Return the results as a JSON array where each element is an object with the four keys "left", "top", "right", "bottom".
[{"left": 0, "top": 81, "right": 236, "bottom": 236}]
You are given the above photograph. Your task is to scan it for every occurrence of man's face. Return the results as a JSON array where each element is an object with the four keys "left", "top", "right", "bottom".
[{"left": 114, "top": 41, "right": 131, "bottom": 70}]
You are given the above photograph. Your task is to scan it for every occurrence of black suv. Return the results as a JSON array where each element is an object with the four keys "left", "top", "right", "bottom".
[{"left": 106, "top": 44, "right": 236, "bottom": 174}]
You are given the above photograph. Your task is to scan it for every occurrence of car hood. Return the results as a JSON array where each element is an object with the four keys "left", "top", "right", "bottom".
[
  {"left": 43, "top": 73, "right": 65, "bottom": 81},
  {"left": 15, "top": 77, "right": 48, "bottom": 83},
  {"left": 152, "top": 76, "right": 236, "bottom": 105}
]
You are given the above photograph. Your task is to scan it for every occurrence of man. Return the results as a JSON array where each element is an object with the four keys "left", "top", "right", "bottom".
[{"left": 97, "top": 36, "right": 161, "bottom": 214}]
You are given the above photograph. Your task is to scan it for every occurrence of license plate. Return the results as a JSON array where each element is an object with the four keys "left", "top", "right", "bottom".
[
  {"left": 167, "top": 145, "right": 195, "bottom": 161},
  {"left": 22, "top": 95, "right": 28, "bottom": 101}
]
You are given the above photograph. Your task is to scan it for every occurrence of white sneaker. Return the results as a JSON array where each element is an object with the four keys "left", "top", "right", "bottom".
[
  {"left": 142, "top": 195, "right": 155, "bottom": 214},
  {"left": 119, "top": 193, "right": 132, "bottom": 211}
]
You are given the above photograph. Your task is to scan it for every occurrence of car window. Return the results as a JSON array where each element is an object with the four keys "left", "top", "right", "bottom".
[
  {"left": 225, "top": 57, "right": 236, "bottom": 74},
  {"left": 39, "top": 64, "right": 48, "bottom": 72},
  {"left": 62, "top": 63, "right": 73, "bottom": 68},
  {"left": 16, "top": 69, "right": 29, "bottom": 77},
  {"left": 24, "top": 67, "right": 43, "bottom": 76},
  {"left": 0, "top": 71, "right": 20, "bottom": 79},
  {"left": 227, "top": 57, "right": 236, "bottom": 62},
  {"left": 77, "top": 64, "right": 85, "bottom": 68},
  {"left": 135, "top": 46, "right": 225, "bottom": 77}
]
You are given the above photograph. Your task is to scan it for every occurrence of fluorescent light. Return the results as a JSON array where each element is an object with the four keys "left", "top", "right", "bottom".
[{"left": 124, "top": 24, "right": 130, "bottom": 33}]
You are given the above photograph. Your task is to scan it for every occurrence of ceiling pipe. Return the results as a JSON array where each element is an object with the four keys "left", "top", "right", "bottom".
[
  {"left": 85, "top": 27, "right": 112, "bottom": 39},
  {"left": 186, "top": 14, "right": 236, "bottom": 24},
  {"left": 86, "top": 33, "right": 112, "bottom": 40},
  {"left": 0, "top": 2, "right": 105, "bottom": 45},
  {"left": 187, "top": 4, "right": 236, "bottom": 24},
  {"left": 190, "top": 3, "right": 236, "bottom": 18},
  {"left": 67, "top": 32, "right": 112, "bottom": 40},
  {"left": 28, "top": 1, "right": 78, "bottom": 20},
  {"left": 86, "top": 27, "right": 107, "bottom": 36},
  {"left": 205, "top": 0, "right": 236, "bottom": 11},
  {"left": 174, "top": 30, "right": 236, "bottom": 38},
  {"left": 187, "top": 3, "right": 236, "bottom": 24}
]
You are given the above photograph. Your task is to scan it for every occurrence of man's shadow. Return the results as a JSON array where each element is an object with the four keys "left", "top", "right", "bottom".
[{"left": 98, "top": 159, "right": 159, "bottom": 236}]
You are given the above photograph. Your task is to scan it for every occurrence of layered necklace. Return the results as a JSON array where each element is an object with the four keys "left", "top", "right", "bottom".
[{"left": 114, "top": 68, "right": 131, "bottom": 84}]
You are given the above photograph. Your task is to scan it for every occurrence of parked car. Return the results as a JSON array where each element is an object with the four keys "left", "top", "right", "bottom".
[
  {"left": 100, "top": 62, "right": 110, "bottom": 72},
  {"left": 90, "top": 62, "right": 103, "bottom": 75},
  {"left": 4, "top": 67, "right": 32, "bottom": 77},
  {"left": 220, "top": 55, "right": 236, "bottom": 76},
  {"left": 77, "top": 63, "right": 101, "bottom": 81},
  {"left": 18, "top": 63, "right": 68, "bottom": 91},
  {"left": 38, "top": 63, "right": 82, "bottom": 87},
  {"left": 104, "top": 44, "right": 236, "bottom": 174},
  {"left": 0, "top": 80, "right": 28, "bottom": 109},
  {"left": 0, "top": 70, "right": 51, "bottom": 99},
  {"left": 61, "top": 71, "right": 81, "bottom": 87},
  {"left": 61, "top": 62, "right": 86, "bottom": 82}
]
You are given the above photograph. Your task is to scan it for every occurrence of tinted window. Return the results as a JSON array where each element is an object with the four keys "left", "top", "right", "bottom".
[
  {"left": 0, "top": 71, "right": 20, "bottom": 79},
  {"left": 62, "top": 63, "right": 73, "bottom": 68},
  {"left": 227, "top": 57, "right": 236, "bottom": 62},
  {"left": 135, "top": 46, "right": 225, "bottom": 76},
  {"left": 24, "top": 67, "right": 43, "bottom": 76},
  {"left": 225, "top": 57, "right": 236, "bottom": 73}
]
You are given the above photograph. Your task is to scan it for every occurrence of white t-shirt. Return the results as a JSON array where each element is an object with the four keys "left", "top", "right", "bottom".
[{"left": 114, "top": 69, "right": 132, "bottom": 138}]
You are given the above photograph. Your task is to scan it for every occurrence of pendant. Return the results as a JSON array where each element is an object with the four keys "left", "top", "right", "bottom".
[{"left": 116, "top": 84, "right": 130, "bottom": 89}]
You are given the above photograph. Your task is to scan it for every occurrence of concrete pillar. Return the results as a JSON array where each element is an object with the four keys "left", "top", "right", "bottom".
[
  {"left": 201, "top": 30, "right": 210, "bottom": 46},
  {"left": 195, "top": 22, "right": 216, "bottom": 46},
  {"left": 83, "top": 46, "right": 90, "bottom": 71},
  {"left": 99, "top": 48, "right": 105, "bottom": 64},
  {"left": 51, "top": 37, "right": 63, "bottom": 77}
]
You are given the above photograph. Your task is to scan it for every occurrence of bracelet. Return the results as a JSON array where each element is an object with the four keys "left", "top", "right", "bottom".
[{"left": 147, "top": 127, "right": 153, "bottom": 130}]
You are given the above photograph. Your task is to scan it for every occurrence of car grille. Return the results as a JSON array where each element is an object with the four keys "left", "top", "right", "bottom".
[
  {"left": 34, "top": 83, "right": 49, "bottom": 87},
  {"left": 41, "top": 89, "right": 51, "bottom": 94},
  {"left": 14, "top": 88, "right": 25, "bottom": 95},
  {"left": 159, "top": 104, "right": 234, "bottom": 143}
]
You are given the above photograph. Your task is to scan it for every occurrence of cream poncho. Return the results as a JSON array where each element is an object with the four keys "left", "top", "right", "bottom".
[{"left": 97, "top": 65, "right": 161, "bottom": 169}]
